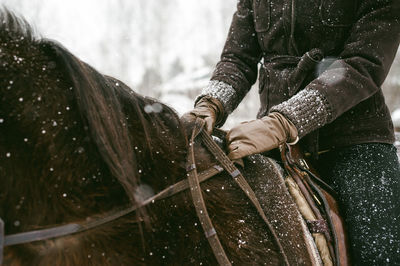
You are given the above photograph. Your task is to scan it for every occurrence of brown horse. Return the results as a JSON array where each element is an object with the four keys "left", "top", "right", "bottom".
[{"left": 0, "top": 9, "right": 320, "bottom": 265}]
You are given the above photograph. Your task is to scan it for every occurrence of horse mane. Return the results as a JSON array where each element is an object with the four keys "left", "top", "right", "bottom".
[
  {"left": 0, "top": 7, "right": 35, "bottom": 42},
  {"left": 0, "top": 7, "right": 188, "bottom": 218}
]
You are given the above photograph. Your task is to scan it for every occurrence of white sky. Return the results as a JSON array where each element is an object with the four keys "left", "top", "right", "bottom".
[{"left": 0, "top": 0, "right": 236, "bottom": 87}]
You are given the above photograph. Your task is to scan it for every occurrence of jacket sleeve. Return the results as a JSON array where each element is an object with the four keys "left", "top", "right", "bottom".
[
  {"left": 196, "top": 0, "right": 262, "bottom": 122},
  {"left": 271, "top": 0, "right": 400, "bottom": 137}
]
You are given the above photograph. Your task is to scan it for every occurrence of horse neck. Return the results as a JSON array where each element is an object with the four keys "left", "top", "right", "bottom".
[
  {"left": 0, "top": 58, "right": 129, "bottom": 233},
  {"left": 0, "top": 87, "right": 124, "bottom": 229}
]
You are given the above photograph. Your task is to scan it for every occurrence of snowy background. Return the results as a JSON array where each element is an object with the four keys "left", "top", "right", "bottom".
[{"left": 1, "top": 0, "right": 399, "bottom": 135}]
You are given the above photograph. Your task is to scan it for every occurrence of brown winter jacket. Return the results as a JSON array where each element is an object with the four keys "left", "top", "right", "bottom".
[{"left": 203, "top": 0, "right": 400, "bottom": 152}]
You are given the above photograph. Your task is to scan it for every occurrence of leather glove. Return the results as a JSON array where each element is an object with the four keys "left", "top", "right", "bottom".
[
  {"left": 181, "top": 96, "right": 224, "bottom": 134},
  {"left": 226, "top": 112, "right": 298, "bottom": 160}
]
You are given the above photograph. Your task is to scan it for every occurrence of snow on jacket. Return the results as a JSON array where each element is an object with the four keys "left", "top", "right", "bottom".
[{"left": 197, "top": 0, "right": 400, "bottom": 151}]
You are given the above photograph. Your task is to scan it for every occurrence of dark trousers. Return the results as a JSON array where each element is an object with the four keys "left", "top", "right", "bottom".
[{"left": 316, "top": 143, "right": 400, "bottom": 266}]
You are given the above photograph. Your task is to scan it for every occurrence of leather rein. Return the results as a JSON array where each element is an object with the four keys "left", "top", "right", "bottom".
[
  {"left": 185, "top": 118, "right": 288, "bottom": 265},
  {"left": 0, "top": 118, "right": 288, "bottom": 266}
]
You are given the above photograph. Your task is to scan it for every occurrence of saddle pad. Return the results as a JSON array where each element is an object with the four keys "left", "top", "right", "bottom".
[
  {"left": 286, "top": 177, "right": 333, "bottom": 266},
  {"left": 243, "top": 154, "right": 323, "bottom": 265}
]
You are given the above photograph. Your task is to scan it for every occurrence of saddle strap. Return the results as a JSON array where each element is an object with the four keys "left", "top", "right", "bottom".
[
  {"left": 281, "top": 144, "right": 350, "bottom": 266},
  {"left": 200, "top": 128, "right": 290, "bottom": 266},
  {"left": 187, "top": 119, "right": 231, "bottom": 266},
  {"left": 302, "top": 169, "right": 350, "bottom": 266},
  {"left": 281, "top": 145, "right": 335, "bottom": 263}
]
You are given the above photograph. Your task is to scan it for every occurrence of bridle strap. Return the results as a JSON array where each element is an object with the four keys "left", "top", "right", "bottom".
[
  {"left": 199, "top": 128, "right": 290, "bottom": 266},
  {"left": 0, "top": 163, "right": 224, "bottom": 257},
  {"left": 187, "top": 118, "right": 231, "bottom": 265}
]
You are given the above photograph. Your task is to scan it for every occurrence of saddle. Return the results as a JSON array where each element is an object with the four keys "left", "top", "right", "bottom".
[{"left": 280, "top": 144, "right": 350, "bottom": 266}]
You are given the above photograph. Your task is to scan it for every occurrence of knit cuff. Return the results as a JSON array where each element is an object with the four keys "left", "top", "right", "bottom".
[
  {"left": 269, "top": 88, "right": 332, "bottom": 138},
  {"left": 195, "top": 80, "right": 239, "bottom": 125}
]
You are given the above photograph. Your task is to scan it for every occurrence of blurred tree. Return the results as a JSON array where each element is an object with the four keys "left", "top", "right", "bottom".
[
  {"left": 168, "top": 58, "right": 184, "bottom": 79},
  {"left": 138, "top": 67, "right": 163, "bottom": 97}
]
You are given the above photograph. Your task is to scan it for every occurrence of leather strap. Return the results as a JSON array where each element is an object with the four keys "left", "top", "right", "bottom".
[
  {"left": 282, "top": 145, "right": 336, "bottom": 258},
  {"left": 288, "top": 145, "right": 349, "bottom": 265},
  {"left": 281, "top": 143, "right": 351, "bottom": 266},
  {"left": 186, "top": 119, "right": 290, "bottom": 265},
  {"left": 187, "top": 118, "right": 231, "bottom": 265},
  {"left": 0, "top": 163, "right": 224, "bottom": 258},
  {"left": 200, "top": 125, "right": 290, "bottom": 266}
]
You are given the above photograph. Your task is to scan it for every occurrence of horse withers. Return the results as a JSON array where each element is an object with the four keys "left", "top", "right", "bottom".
[{"left": 1, "top": 8, "right": 325, "bottom": 265}]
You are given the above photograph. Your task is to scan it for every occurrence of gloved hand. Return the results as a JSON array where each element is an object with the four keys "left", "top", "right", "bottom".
[
  {"left": 226, "top": 112, "right": 298, "bottom": 160},
  {"left": 181, "top": 96, "right": 224, "bottom": 134}
]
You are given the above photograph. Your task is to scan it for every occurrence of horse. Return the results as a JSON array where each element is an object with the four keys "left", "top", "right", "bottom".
[{"left": 0, "top": 9, "right": 323, "bottom": 265}]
